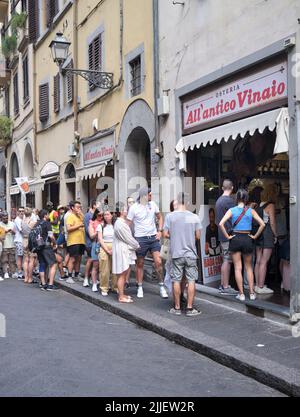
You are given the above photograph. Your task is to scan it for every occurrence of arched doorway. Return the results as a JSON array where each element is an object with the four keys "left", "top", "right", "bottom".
[
  {"left": 64, "top": 163, "right": 76, "bottom": 203},
  {"left": 23, "top": 143, "right": 35, "bottom": 208},
  {"left": 23, "top": 143, "right": 34, "bottom": 178},
  {"left": 10, "top": 153, "right": 21, "bottom": 211},
  {"left": 117, "top": 99, "right": 156, "bottom": 203},
  {"left": 0, "top": 166, "right": 6, "bottom": 210},
  {"left": 125, "top": 126, "right": 151, "bottom": 195}
]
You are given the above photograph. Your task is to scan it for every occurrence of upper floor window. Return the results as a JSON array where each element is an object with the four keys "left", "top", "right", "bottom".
[
  {"left": 46, "top": 0, "right": 59, "bottom": 28},
  {"left": 88, "top": 34, "right": 103, "bottom": 91},
  {"left": 28, "top": 0, "right": 40, "bottom": 43},
  {"left": 39, "top": 83, "right": 49, "bottom": 123},
  {"left": 13, "top": 72, "right": 19, "bottom": 117},
  {"left": 23, "top": 55, "right": 29, "bottom": 105},
  {"left": 129, "top": 55, "right": 141, "bottom": 97},
  {"left": 22, "top": 0, "right": 28, "bottom": 13}
]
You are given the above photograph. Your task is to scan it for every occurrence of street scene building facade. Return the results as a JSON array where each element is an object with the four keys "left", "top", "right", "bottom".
[{"left": 0, "top": 0, "right": 299, "bottom": 321}]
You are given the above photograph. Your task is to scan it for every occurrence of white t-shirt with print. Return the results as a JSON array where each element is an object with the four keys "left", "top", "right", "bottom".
[{"left": 127, "top": 201, "right": 159, "bottom": 238}]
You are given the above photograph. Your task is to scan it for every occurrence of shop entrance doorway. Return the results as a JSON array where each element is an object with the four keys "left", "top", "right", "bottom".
[{"left": 187, "top": 128, "right": 290, "bottom": 308}]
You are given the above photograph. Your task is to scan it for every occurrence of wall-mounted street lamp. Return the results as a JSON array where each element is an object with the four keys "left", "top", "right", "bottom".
[{"left": 49, "top": 32, "right": 113, "bottom": 90}]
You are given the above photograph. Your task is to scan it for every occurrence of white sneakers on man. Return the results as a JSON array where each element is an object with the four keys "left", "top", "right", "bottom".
[
  {"left": 254, "top": 286, "right": 274, "bottom": 294},
  {"left": 159, "top": 284, "right": 168, "bottom": 299},
  {"left": 92, "top": 284, "right": 98, "bottom": 292},
  {"left": 4, "top": 273, "right": 10, "bottom": 279},
  {"left": 83, "top": 278, "right": 89, "bottom": 288},
  {"left": 137, "top": 286, "right": 144, "bottom": 298},
  {"left": 0, "top": 277, "right": 4, "bottom": 282},
  {"left": 66, "top": 277, "right": 75, "bottom": 284}
]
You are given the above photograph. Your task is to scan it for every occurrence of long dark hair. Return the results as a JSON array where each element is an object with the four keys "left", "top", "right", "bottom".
[
  {"left": 236, "top": 188, "right": 249, "bottom": 205},
  {"left": 92, "top": 208, "right": 103, "bottom": 222}
]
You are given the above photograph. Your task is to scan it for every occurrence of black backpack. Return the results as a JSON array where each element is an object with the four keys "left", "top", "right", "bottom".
[
  {"left": 28, "top": 222, "right": 46, "bottom": 253},
  {"left": 251, "top": 203, "right": 270, "bottom": 241}
]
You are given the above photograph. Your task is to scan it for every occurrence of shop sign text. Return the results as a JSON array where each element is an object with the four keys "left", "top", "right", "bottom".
[{"left": 183, "top": 61, "right": 287, "bottom": 132}]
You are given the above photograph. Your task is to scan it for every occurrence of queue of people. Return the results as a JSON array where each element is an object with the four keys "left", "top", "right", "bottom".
[{"left": 0, "top": 180, "right": 284, "bottom": 316}]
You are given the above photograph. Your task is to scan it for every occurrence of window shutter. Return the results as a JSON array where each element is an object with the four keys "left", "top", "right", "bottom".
[
  {"left": 23, "top": 55, "right": 29, "bottom": 103},
  {"left": 13, "top": 73, "right": 19, "bottom": 116},
  {"left": 53, "top": 73, "right": 60, "bottom": 113},
  {"left": 39, "top": 83, "right": 49, "bottom": 123},
  {"left": 88, "top": 34, "right": 102, "bottom": 90},
  {"left": 46, "top": 0, "right": 59, "bottom": 28},
  {"left": 28, "top": 0, "right": 39, "bottom": 44},
  {"left": 66, "top": 60, "right": 74, "bottom": 103}
]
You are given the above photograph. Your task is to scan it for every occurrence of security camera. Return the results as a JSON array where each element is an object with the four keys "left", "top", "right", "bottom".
[{"left": 74, "top": 131, "right": 80, "bottom": 139}]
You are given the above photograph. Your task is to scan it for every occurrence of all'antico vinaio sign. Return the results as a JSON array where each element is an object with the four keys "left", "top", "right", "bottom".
[
  {"left": 182, "top": 60, "right": 287, "bottom": 133},
  {"left": 83, "top": 134, "right": 114, "bottom": 166}
]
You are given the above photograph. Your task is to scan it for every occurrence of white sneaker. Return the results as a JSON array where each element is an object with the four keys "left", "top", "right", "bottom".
[
  {"left": 255, "top": 286, "right": 274, "bottom": 294},
  {"left": 83, "top": 278, "right": 89, "bottom": 287},
  {"left": 66, "top": 277, "right": 75, "bottom": 284},
  {"left": 12, "top": 273, "right": 19, "bottom": 279},
  {"left": 236, "top": 293, "right": 245, "bottom": 301},
  {"left": 159, "top": 285, "right": 168, "bottom": 299},
  {"left": 92, "top": 284, "right": 98, "bottom": 292},
  {"left": 101, "top": 291, "right": 108, "bottom": 296},
  {"left": 0, "top": 277, "right": 4, "bottom": 281},
  {"left": 250, "top": 293, "right": 257, "bottom": 301},
  {"left": 137, "top": 286, "right": 144, "bottom": 298},
  {"left": 4, "top": 273, "right": 10, "bottom": 279}
]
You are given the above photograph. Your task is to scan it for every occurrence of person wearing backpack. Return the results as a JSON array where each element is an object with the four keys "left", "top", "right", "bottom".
[
  {"left": 219, "top": 189, "right": 265, "bottom": 301},
  {"left": 35, "top": 210, "right": 58, "bottom": 291},
  {"left": 254, "top": 184, "right": 278, "bottom": 294}
]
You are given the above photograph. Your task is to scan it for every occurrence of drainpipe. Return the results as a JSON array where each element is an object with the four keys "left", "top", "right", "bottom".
[
  {"left": 73, "top": 0, "right": 79, "bottom": 135},
  {"left": 33, "top": 42, "right": 38, "bottom": 165},
  {"left": 119, "top": 0, "right": 124, "bottom": 84},
  {"left": 153, "top": 0, "right": 161, "bottom": 166},
  {"left": 116, "top": 0, "right": 124, "bottom": 203}
]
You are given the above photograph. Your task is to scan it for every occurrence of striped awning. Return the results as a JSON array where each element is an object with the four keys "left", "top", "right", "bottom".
[{"left": 76, "top": 164, "right": 106, "bottom": 181}]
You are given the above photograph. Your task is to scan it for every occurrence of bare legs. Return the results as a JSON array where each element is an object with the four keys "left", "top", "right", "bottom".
[
  {"left": 232, "top": 252, "right": 244, "bottom": 295},
  {"left": 255, "top": 248, "right": 272, "bottom": 288},
  {"left": 221, "top": 260, "right": 232, "bottom": 288},
  {"left": 232, "top": 252, "right": 255, "bottom": 295}
]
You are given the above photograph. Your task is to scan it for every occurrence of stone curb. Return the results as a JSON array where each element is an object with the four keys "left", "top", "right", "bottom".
[{"left": 56, "top": 280, "right": 299, "bottom": 397}]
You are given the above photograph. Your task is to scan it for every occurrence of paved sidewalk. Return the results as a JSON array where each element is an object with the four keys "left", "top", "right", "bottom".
[{"left": 55, "top": 277, "right": 300, "bottom": 397}]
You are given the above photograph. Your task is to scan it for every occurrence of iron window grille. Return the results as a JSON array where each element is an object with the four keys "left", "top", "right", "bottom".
[{"left": 129, "top": 55, "right": 141, "bottom": 97}]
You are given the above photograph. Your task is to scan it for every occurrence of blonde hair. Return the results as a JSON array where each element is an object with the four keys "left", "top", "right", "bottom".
[
  {"left": 261, "top": 184, "right": 277, "bottom": 203},
  {"left": 24, "top": 207, "right": 32, "bottom": 217}
]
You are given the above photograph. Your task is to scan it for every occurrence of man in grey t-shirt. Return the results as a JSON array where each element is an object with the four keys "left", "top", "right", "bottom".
[{"left": 163, "top": 192, "right": 202, "bottom": 317}]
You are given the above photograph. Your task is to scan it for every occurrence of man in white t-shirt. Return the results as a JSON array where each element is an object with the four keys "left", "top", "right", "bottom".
[
  {"left": 127, "top": 187, "right": 168, "bottom": 299},
  {"left": 14, "top": 207, "right": 25, "bottom": 280}
]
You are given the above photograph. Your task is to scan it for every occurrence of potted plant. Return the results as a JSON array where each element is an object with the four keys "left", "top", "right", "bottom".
[
  {"left": 0, "top": 116, "right": 13, "bottom": 147},
  {"left": 11, "top": 12, "right": 27, "bottom": 33},
  {"left": 1, "top": 34, "right": 17, "bottom": 58}
]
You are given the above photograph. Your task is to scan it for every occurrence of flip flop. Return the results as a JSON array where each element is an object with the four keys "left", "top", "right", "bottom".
[{"left": 118, "top": 297, "right": 133, "bottom": 303}]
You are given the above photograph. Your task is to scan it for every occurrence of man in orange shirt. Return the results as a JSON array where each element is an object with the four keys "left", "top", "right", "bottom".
[{"left": 65, "top": 201, "right": 86, "bottom": 284}]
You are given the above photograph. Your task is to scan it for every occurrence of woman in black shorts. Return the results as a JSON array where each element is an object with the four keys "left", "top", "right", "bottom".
[{"left": 219, "top": 189, "right": 265, "bottom": 301}]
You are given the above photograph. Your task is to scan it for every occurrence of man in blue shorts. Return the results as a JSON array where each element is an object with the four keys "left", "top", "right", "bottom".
[{"left": 127, "top": 187, "right": 168, "bottom": 299}]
